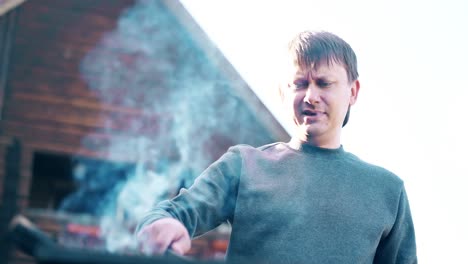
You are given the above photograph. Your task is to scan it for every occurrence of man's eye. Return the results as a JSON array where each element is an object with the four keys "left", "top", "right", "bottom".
[
  {"left": 317, "top": 80, "right": 331, "bottom": 88},
  {"left": 291, "top": 81, "right": 308, "bottom": 89}
]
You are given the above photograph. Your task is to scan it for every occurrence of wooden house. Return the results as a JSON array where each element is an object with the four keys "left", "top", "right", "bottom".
[{"left": 0, "top": 1, "right": 288, "bottom": 263}]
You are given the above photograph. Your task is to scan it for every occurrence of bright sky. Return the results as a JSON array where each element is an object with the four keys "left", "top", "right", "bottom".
[{"left": 180, "top": 0, "right": 468, "bottom": 262}]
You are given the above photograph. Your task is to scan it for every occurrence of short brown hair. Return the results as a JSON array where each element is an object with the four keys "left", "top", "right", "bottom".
[
  {"left": 288, "top": 31, "right": 359, "bottom": 82},
  {"left": 288, "top": 31, "right": 358, "bottom": 126}
]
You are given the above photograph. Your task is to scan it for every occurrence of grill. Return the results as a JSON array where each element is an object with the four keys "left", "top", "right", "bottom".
[{"left": 8, "top": 215, "right": 225, "bottom": 264}]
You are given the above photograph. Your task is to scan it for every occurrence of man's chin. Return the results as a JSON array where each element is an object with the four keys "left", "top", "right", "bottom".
[{"left": 297, "top": 125, "right": 323, "bottom": 138}]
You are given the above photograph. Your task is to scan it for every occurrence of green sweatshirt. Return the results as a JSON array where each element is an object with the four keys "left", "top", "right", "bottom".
[{"left": 136, "top": 140, "right": 417, "bottom": 263}]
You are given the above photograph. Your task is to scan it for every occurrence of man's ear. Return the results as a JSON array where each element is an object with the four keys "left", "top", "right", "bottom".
[
  {"left": 278, "top": 83, "right": 285, "bottom": 101},
  {"left": 349, "top": 79, "right": 360, "bottom": 105}
]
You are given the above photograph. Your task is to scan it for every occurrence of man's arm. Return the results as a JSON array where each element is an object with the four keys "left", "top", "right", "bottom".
[
  {"left": 135, "top": 147, "right": 242, "bottom": 254},
  {"left": 374, "top": 186, "right": 417, "bottom": 263}
]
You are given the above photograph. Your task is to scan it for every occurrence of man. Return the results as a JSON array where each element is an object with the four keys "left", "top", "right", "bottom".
[{"left": 136, "top": 31, "right": 417, "bottom": 263}]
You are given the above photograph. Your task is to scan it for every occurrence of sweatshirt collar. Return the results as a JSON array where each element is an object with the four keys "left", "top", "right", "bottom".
[{"left": 287, "top": 138, "right": 345, "bottom": 156}]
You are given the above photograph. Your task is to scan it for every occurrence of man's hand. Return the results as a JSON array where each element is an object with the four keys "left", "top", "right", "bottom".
[{"left": 136, "top": 218, "right": 191, "bottom": 255}]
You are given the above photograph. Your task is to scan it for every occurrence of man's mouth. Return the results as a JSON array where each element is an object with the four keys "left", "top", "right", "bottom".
[{"left": 302, "top": 109, "right": 322, "bottom": 116}]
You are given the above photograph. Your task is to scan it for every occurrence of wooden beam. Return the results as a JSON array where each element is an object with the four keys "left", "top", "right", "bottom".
[
  {"left": 0, "top": 4, "right": 18, "bottom": 119},
  {"left": 0, "top": 0, "right": 26, "bottom": 17}
]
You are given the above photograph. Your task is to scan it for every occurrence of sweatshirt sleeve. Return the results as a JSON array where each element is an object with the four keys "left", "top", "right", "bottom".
[
  {"left": 374, "top": 186, "right": 417, "bottom": 264},
  {"left": 135, "top": 146, "right": 241, "bottom": 237}
]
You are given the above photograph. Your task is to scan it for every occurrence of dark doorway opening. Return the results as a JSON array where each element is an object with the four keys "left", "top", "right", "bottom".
[
  {"left": 29, "top": 152, "right": 74, "bottom": 210},
  {"left": 29, "top": 152, "right": 136, "bottom": 216}
]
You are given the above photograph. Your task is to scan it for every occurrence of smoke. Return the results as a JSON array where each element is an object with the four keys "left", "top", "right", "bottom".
[{"left": 59, "top": 0, "right": 274, "bottom": 253}]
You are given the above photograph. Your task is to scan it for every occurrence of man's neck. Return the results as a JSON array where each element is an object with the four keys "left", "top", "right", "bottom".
[{"left": 294, "top": 133, "right": 341, "bottom": 149}]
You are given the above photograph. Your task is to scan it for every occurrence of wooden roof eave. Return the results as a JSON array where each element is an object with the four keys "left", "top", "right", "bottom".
[
  {"left": 160, "top": 0, "right": 290, "bottom": 142},
  {"left": 0, "top": 0, "right": 26, "bottom": 17}
]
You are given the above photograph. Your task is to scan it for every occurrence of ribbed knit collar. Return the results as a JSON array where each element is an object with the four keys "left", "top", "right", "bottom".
[{"left": 287, "top": 138, "right": 345, "bottom": 156}]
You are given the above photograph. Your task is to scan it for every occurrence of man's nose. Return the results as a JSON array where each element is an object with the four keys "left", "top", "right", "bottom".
[{"left": 304, "top": 84, "right": 320, "bottom": 104}]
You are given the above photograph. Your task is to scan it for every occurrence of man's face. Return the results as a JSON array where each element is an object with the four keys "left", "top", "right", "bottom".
[{"left": 281, "top": 60, "right": 360, "bottom": 146}]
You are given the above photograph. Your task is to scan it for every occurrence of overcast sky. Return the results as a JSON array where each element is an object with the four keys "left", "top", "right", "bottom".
[{"left": 180, "top": 0, "right": 468, "bottom": 262}]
